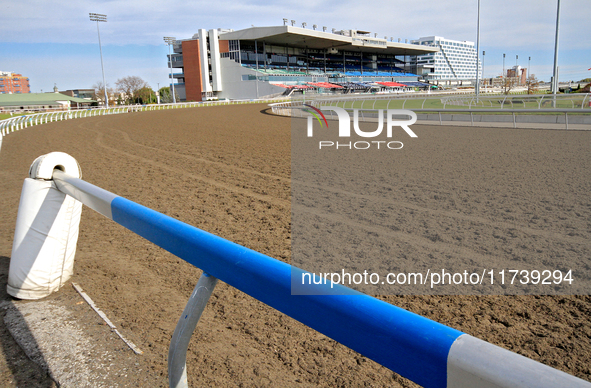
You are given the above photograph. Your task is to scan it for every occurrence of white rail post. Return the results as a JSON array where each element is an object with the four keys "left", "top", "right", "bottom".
[{"left": 8, "top": 152, "right": 82, "bottom": 299}]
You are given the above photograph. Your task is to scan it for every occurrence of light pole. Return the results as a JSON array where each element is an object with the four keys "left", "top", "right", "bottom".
[
  {"left": 482, "top": 51, "right": 485, "bottom": 90},
  {"left": 528, "top": 56, "right": 531, "bottom": 84},
  {"left": 552, "top": 0, "right": 561, "bottom": 97},
  {"left": 527, "top": 56, "right": 532, "bottom": 93},
  {"left": 502, "top": 53, "right": 506, "bottom": 92},
  {"left": 516, "top": 55, "right": 519, "bottom": 85},
  {"left": 89, "top": 13, "right": 108, "bottom": 108},
  {"left": 164, "top": 37, "right": 177, "bottom": 103},
  {"left": 475, "top": 0, "right": 481, "bottom": 98}
]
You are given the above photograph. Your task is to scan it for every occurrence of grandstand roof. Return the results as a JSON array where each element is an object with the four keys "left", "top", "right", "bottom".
[{"left": 220, "top": 26, "right": 438, "bottom": 56}]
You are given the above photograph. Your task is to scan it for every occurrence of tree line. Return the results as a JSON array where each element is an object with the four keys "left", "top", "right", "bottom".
[{"left": 92, "top": 76, "right": 173, "bottom": 105}]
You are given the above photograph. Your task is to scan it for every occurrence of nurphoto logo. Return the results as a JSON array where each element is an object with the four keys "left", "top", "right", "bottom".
[{"left": 303, "top": 105, "right": 418, "bottom": 150}]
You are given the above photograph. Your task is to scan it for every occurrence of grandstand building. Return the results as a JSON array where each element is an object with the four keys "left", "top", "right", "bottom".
[
  {"left": 166, "top": 25, "right": 438, "bottom": 101},
  {"left": 0, "top": 71, "right": 31, "bottom": 94},
  {"left": 410, "top": 36, "right": 481, "bottom": 85}
]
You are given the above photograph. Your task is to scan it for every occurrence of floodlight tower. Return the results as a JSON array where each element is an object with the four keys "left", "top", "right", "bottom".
[
  {"left": 528, "top": 56, "right": 531, "bottom": 78},
  {"left": 163, "top": 37, "right": 177, "bottom": 104},
  {"left": 551, "top": 0, "right": 561, "bottom": 97},
  {"left": 475, "top": 0, "right": 481, "bottom": 98},
  {"left": 482, "top": 51, "right": 486, "bottom": 90},
  {"left": 89, "top": 13, "right": 108, "bottom": 107}
]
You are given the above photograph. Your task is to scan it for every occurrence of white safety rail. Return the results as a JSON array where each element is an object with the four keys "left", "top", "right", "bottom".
[
  {"left": 440, "top": 93, "right": 591, "bottom": 110},
  {"left": 0, "top": 98, "right": 286, "bottom": 139},
  {"left": 10, "top": 152, "right": 591, "bottom": 388},
  {"left": 286, "top": 92, "right": 591, "bottom": 111},
  {"left": 270, "top": 96, "right": 591, "bottom": 130}
]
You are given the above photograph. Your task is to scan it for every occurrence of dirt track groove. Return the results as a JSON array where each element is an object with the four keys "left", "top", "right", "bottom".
[{"left": 0, "top": 104, "right": 589, "bottom": 387}]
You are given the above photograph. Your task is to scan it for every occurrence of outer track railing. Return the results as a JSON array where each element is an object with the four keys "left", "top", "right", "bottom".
[
  {"left": 44, "top": 167, "right": 591, "bottom": 388},
  {"left": 270, "top": 101, "right": 591, "bottom": 130},
  {"left": 0, "top": 98, "right": 286, "bottom": 138},
  {"left": 285, "top": 93, "right": 591, "bottom": 112}
]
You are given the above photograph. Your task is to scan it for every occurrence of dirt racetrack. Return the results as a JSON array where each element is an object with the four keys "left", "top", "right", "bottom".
[{"left": 0, "top": 103, "right": 590, "bottom": 387}]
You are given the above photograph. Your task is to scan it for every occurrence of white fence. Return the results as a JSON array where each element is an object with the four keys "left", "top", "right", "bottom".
[
  {"left": 10, "top": 152, "right": 591, "bottom": 388},
  {"left": 287, "top": 93, "right": 591, "bottom": 111},
  {"left": 270, "top": 94, "right": 591, "bottom": 130},
  {"left": 0, "top": 98, "right": 286, "bottom": 138}
]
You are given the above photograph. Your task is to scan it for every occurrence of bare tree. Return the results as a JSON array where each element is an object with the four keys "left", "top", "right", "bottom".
[
  {"left": 115, "top": 76, "right": 149, "bottom": 105},
  {"left": 92, "top": 81, "right": 116, "bottom": 106},
  {"left": 499, "top": 74, "right": 516, "bottom": 95},
  {"left": 526, "top": 74, "right": 540, "bottom": 95}
]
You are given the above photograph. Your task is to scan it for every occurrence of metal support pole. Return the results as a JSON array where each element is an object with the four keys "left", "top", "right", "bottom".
[
  {"left": 96, "top": 21, "right": 108, "bottom": 108},
  {"left": 482, "top": 51, "right": 485, "bottom": 92},
  {"left": 255, "top": 40, "right": 260, "bottom": 99},
  {"left": 503, "top": 53, "right": 506, "bottom": 87},
  {"left": 169, "top": 273, "right": 218, "bottom": 388},
  {"left": 552, "top": 0, "right": 561, "bottom": 101},
  {"left": 168, "top": 44, "right": 177, "bottom": 104},
  {"left": 475, "top": 0, "right": 481, "bottom": 98},
  {"left": 90, "top": 14, "right": 108, "bottom": 108}
]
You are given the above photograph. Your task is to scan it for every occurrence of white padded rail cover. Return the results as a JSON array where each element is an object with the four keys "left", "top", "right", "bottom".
[
  {"left": 8, "top": 153, "right": 82, "bottom": 299},
  {"left": 447, "top": 334, "right": 591, "bottom": 388}
]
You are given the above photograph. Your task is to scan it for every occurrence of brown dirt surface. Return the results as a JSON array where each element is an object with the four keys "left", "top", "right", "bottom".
[{"left": 0, "top": 103, "right": 590, "bottom": 387}]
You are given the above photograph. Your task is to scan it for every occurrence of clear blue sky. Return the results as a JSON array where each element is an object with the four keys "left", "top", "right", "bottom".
[{"left": 1, "top": 0, "right": 589, "bottom": 93}]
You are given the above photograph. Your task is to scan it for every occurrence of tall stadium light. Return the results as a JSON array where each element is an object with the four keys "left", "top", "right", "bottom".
[
  {"left": 552, "top": 0, "right": 561, "bottom": 96},
  {"left": 528, "top": 56, "right": 531, "bottom": 77},
  {"left": 163, "top": 37, "right": 177, "bottom": 104},
  {"left": 482, "top": 51, "right": 486, "bottom": 89},
  {"left": 503, "top": 53, "right": 506, "bottom": 77},
  {"left": 283, "top": 18, "right": 288, "bottom": 26},
  {"left": 516, "top": 54, "right": 518, "bottom": 67},
  {"left": 475, "top": 0, "right": 481, "bottom": 98},
  {"left": 89, "top": 13, "right": 108, "bottom": 108}
]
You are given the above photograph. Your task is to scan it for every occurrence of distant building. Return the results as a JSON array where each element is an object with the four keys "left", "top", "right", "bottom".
[
  {"left": 410, "top": 36, "right": 481, "bottom": 85},
  {"left": 0, "top": 71, "right": 31, "bottom": 94},
  {"left": 0, "top": 93, "right": 95, "bottom": 112},
  {"left": 59, "top": 89, "right": 96, "bottom": 100},
  {"left": 506, "top": 66, "right": 527, "bottom": 86}
]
